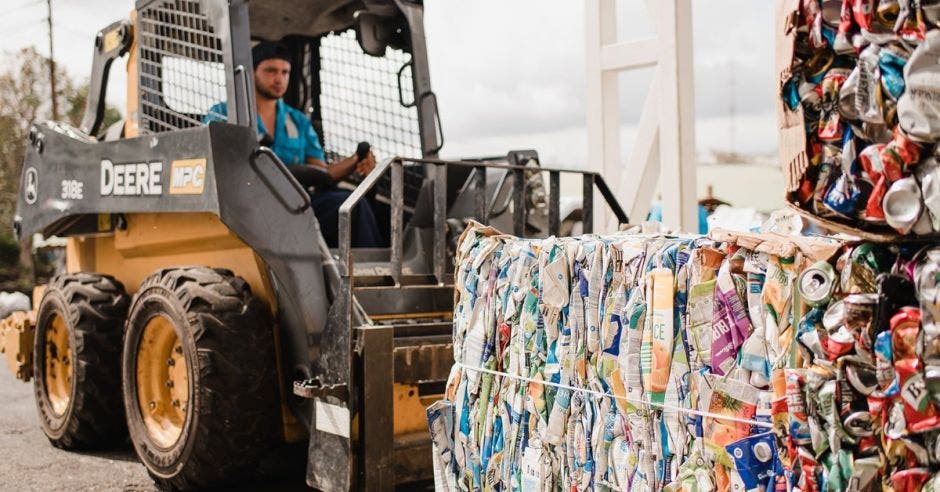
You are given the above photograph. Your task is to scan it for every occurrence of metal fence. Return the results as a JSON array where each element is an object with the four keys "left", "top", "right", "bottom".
[{"left": 318, "top": 30, "right": 422, "bottom": 162}]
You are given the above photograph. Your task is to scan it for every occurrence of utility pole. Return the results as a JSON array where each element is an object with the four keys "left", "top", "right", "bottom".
[{"left": 46, "top": 0, "right": 58, "bottom": 121}]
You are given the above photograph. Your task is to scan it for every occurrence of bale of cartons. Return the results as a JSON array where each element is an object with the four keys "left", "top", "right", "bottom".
[{"left": 428, "top": 222, "right": 940, "bottom": 491}]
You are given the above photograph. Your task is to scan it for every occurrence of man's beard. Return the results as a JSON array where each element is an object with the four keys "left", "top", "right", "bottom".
[{"left": 257, "top": 86, "right": 281, "bottom": 101}]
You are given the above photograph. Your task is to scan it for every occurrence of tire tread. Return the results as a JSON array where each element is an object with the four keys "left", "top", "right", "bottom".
[
  {"left": 127, "top": 267, "right": 278, "bottom": 491},
  {"left": 34, "top": 273, "right": 129, "bottom": 449}
]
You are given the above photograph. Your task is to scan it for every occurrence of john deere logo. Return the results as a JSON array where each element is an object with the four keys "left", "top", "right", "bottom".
[{"left": 24, "top": 167, "right": 37, "bottom": 204}]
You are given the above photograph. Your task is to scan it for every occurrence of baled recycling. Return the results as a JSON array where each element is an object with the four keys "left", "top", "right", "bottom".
[
  {"left": 428, "top": 223, "right": 940, "bottom": 491},
  {"left": 783, "top": 0, "right": 940, "bottom": 236}
]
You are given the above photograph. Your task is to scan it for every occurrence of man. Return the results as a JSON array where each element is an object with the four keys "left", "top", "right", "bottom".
[{"left": 205, "top": 41, "right": 382, "bottom": 248}]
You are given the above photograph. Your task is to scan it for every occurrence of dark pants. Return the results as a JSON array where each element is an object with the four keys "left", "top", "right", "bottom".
[{"left": 310, "top": 189, "right": 382, "bottom": 248}]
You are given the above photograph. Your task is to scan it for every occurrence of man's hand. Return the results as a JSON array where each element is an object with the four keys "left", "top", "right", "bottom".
[
  {"left": 307, "top": 150, "right": 376, "bottom": 182},
  {"left": 356, "top": 151, "right": 376, "bottom": 176}
]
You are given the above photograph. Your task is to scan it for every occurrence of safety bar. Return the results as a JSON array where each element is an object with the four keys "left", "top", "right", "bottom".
[{"left": 338, "top": 157, "right": 630, "bottom": 286}]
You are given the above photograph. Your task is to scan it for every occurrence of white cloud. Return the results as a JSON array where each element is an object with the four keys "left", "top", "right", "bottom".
[{"left": 4, "top": 0, "right": 779, "bottom": 158}]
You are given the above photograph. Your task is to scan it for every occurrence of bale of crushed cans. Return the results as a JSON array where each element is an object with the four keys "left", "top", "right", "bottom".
[
  {"left": 777, "top": 0, "right": 940, "bottom": 238},
  {"left": 427, "top": 222, "right": 940, "bottom": 491}
]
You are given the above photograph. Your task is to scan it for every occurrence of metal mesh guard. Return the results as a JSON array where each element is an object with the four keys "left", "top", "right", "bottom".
[
  {"left": 137, "top": 0, "right": 227, "bottom": 134},
  {"left": 319, "top": 30, "right": 424, "bottom": 201}
]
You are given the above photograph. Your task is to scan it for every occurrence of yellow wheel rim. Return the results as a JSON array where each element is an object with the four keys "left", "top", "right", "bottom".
[
  {"left": 44, "top": 313, "right": 72, "bottom": 416},
  {"left": 136, "top": 315, "right": 189, "bottom": 448}
]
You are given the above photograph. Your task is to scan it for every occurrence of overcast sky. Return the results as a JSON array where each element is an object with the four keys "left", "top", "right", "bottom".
[{"left": 2, "top": 0, "right": 777, "bottom": 168}]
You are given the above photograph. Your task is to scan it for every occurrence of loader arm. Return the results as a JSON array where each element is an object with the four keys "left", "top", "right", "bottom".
[{"left": 80, "top": 20, "right": 132, "bottom": 137}]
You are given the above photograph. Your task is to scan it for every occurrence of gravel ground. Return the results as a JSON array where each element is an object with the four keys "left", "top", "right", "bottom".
[
  {"left": 0, "top": 371, "right": 156, "bottom": 491},
  {"left": 0, "top": 370, "right": 309, "bottom": 491}
]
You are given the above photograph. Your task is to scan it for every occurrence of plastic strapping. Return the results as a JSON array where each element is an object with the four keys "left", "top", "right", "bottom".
[{"left": 456, "top": 362, "right": 774, "bottom": 429}]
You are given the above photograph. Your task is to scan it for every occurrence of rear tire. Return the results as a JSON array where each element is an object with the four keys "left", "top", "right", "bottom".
[
  {"left": 33, "top": 273, "right": 129, "bottom": 449},
  {"left": 122, "top": 267, "right": 278, "bottom": 490}
]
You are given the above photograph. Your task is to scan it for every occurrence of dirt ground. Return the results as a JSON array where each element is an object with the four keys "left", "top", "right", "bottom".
[{"left": 0, "top": 370, "right": 310, "bottom": 491}]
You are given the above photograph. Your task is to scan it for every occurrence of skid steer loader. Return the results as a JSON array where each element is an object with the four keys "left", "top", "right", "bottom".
[{"left": 2, "top": 0, "right": 628, "bottom": 489}]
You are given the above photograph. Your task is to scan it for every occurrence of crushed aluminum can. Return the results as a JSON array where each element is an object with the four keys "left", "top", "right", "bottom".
[
  {"left": 797, "top": 446, "right": 821, "bottom": 491},
  {"left": 927, "top": 364, "right": 940, "bottom": 406},
  {"left": 856, "top": 44, "right": 886, "bottom": 124},
  {"left": 819, "top": 69, "right": 853, "bottom": 142},
  {"left": 825, "top": 172, "right": 868, "bottom": 218},
  {"left": 866, "top": 0, "right": 903, "bottom": 43},
  {"left": 840, "top": 244, "right": 892, "bottom": 294},
  {"left": 821, "top": 0, "right": 843, "bottom": 27},
  {"left": 916, "top": 156, "right": 940, "bottom": 232},
  {"left": 884, "top": 176, "right": 925, "bottom": 234},
  {"left": 866, "top": 176, "right": 889, "bottom": 223},
  {"left": 802, "top": 0, "right": 827, "bottom": 49},
  {"left": 892, "top": 468, "right": 934, "bottom": 492},
  {"left": 813, "top": 160, "right": 838, "bottom": 216},
  {"left": 874, "top": 330, "right": 901, "bottom": 397},
  {"left": 800, "top": 79, "right": 823, "bottom": 109},
  {"left": 898, "top": 30, "right": 940, "bottom": 142},
  {"left": 858, "top": 143, "right": 889, "bottom": 222},
  {"left": 842, "top": 355, "right": 879, "bottom": 396},
  {"left": 844, "top": 410, "right": 876, "bottom": 437},
  {"left": 926, "top": 1, "right": 940, "bottom": 28},
  {"left": 805, "top": 49, "right": 836, "bottom": 85},
  {"left": 799, "top": 308, "right": 831, "bottom": 362},
  {"left": 799, "top": 261, "right": 837, "bottom": 307},
  {"left": 916, "top": 247, "right": 940, "bottom": 337},
  {"left": 874, "top": 0, "right": 901, "bottom": 31},
  {"left": 829, "top": 325, "right": 859, "bottom": 360},
  {"left": 898, "top": 357, "right": 940, "bottom": 434},
  {"left": 844, "top": 293, "right": 879, "bottom": 334},
  {"left": 784, "top": 76, "right": 802, "bottom": 111},
  {"left": 787, "top": 370, "right": 812, "bottom": 445},
  {"left": 913, "top": 205, "right": 934, "bottom": 235},
  {"left": 880, "top": 128, "right": 923, "bottom": 182},
  {"left": 851, "top": 0, "right": 876, "bottom": 33},
  {"left": 822, "top": 67, "right": 852, "bottom": 106},
  {"left": 892, "top": 307, "right": 921, "bottom": 356},
  {"left": 836, "top": 1, "right": 856, "bottom": 53},
  {"left": 878, "top": 44, "right": 909, "bottom": 101},
  {"left": 839, "top": 65, "right": 862, "bottom": 120},
  {"left": 846, "top": 455, "right": 881, "bottom": 492},
  {"left": 823, "top": 299, "right": 846, "bottom": 331},
  {"left": 854, "top": 120, "right": 894, "bottom": 144}
]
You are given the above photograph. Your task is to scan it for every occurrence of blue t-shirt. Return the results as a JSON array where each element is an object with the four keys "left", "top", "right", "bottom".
[{"left": 204, "top": 100, "right": 325, "bottom": 165}]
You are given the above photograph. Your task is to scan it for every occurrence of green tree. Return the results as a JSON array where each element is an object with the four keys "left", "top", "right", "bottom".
[
  {"left": 65, "top": 84, "right": 123, "bottom": 133},
  {"left": 0, "top": 46, "right": 123, "bottom": 291}
]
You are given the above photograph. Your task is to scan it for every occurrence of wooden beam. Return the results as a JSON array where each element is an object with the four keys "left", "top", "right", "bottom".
[
  {"left": 601, "top": 39, "right": 659, "bottom": 71},
  {"left": 617, "top": 72, "right": 662, "bottom": 226},
  {"left": 585, "top": 0, "right": 698, "bottom": 234},
  {"left": 585, "top": 0, "right": 619, "bottom": 232},
  {"left": 657, "top": 0, "right": 698, "bottom": 232}
]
